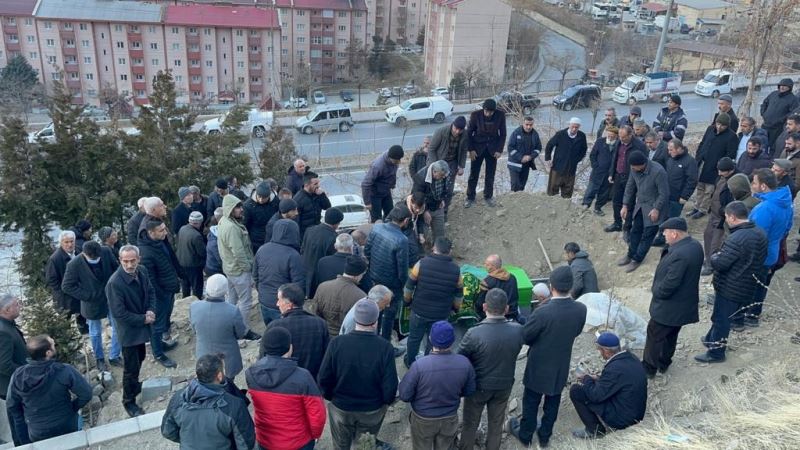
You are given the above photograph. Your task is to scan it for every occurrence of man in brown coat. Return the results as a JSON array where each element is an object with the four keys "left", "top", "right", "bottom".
[{"left": 313, "top": 257, "right": 368, "bottom": 336}]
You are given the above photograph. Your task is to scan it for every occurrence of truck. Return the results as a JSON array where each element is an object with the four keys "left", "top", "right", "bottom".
[
  {"left": 201, "top": 108, "right": 274, "bottom": 138},
  {"left": 612, "top": 72, "right": 682, "bottom": 105},
  {"left": 694, "top": 69, "right": 768, "bottom": 98}
]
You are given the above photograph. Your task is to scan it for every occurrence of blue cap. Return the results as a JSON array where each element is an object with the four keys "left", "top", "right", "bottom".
[{"left": 596, "top": 332, "right": 620, "bottom": 347}]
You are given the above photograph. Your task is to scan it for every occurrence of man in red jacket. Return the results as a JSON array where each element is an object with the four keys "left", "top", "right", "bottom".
[{"left": 246, "top": 327, "right": 326, "bottom": 450}]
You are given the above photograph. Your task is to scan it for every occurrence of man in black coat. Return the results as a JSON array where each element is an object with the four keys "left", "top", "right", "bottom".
[
  {"left": 302, "top": 208, "right": 343, "bottom": 295},
  {"left": 138, "top": 218, "right": 181, "bottom": 368},
  {"left": 508, "top": 266, "right": 587, "bottom": 448},
  {"left": 544, "top": 118, "right": 588, "bottom": 199},
  {"left": 106, "top": 245, "right": 157, "bottom": 418},
  {"left": 569, "top": 332, "right": 647, "bottom": 439},
  {"left": 0, "top": 294, "right": 27, "bottom": 402},
  {"left": 45, "top": 230, "right": 87, "bottom": 334},
  {"left": 465, "top": 99, "right": 507, "bottom": 208},
  {"left": 62, "top": 241, "right": 120, "bottom": 372},
  {"left": 696, "top": 202, "right": 768, "bottom": 363},
  {"left": 293, "top": 171, "right": 332, "bottom": 238},
  {"left": 604, "top": 126, "right": 647, "bottom": 235},
  {"left": 176, "top": 212, "right": 206, "bottom": 299},
  {"left": 243, "top": 181, "right": 280, "bottom": 253},
  {"left": 642, "top": 218, "right": 704, "bottom": 377},
  {"left": 689, "top": 113, "right": 739, "bottom": 219}
]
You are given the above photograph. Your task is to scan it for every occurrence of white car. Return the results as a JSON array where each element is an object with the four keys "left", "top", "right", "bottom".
[
  {"left": 385, "top": 96, "right": 453, "bottom": 126},
  {"left": 313, "top": 91, "right": 326, "bottom": 104},
  {"left": 321, "top": 195, "right": 370, "bottom": 230},
  {"left": 430, "top": 87, "right": 450, "bottom": 99},
  {"left": 284, "top": 97, "right": 308, "bottom": 109}
]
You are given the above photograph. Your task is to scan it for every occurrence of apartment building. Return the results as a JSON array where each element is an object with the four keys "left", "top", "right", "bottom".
[
  {"left": 369, "top": 0, "right": 428, "bottom": 45},
  {"left": 0, "top": 0, "right": 279, "bottom": 106},
  {"left": 424, "top": 0, "right": 511, "bottom": 88},
  {"left": 273, "top": 0, "right": 369, "bottom": 84}
]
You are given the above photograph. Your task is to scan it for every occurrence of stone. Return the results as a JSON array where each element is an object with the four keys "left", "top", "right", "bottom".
[{"left": 141, "top": 377, "right": 172, "bottom": 403}]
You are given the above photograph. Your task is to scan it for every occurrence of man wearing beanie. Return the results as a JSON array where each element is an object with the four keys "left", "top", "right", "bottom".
[
  {"left": 190, "top": 274, "right": 250, "bottom": 379},
  {"left": 318, "top": 299, "right": 398, "bottom": 450},
  {"left": 643, "top": 218, "right": 703, "bottom": 378},
  {"left": 403, "top": 237, "right": 463, "bottom": 368},
  {"left": 653, "top": 94, "right": 687, "bottom": 142},
  {"left": 690, "top": 112, "right": 738, "bottom": 219},
  {"left": 293, "top": 171, "right": 331, "bottom": 238},
  {"left": 760, "top": 78, "right": 799, "bottom": 149},
  {"left": 569, "top": 332, "right": 647, "bottom": 439},
  {"left": 172, "top": 186, "right": 194, "bottom": 235},
  {"left": 243, "top": 181, "right": 280, "bottom": 253},
  {"left": 465, "top": 98, "right": 507, "bottom": 208},
  {"left": 362, "top": 145, "right": 405, "bottom": 222},
  {"left": 428, "top": 116, "right": 469, "bottom": 209},
  {"left": 399, "top": 321, "right": 476, "bottom": 449},
  {"left": 254, "top": 220, "right": 306, "bottom": 326},
  {"left": 507, "top": 115, "right": 542, "bottom": 192},
  {"left": 313, "top": 256, "right": 368, "bottom": 336},
  {"left": 217, "top": 194, "right": 257, "bottom": 331},
  {"left": 247, "top": 327, "right": 326, "bottom": 450},
  {"left": 616, "top": 150, "right": 669, "bottom": 273},
  {"left": 700, "top": 157, "right": 738, "bottom": 275},
  {"left": 301, "top": 207, "right": 344, "bottom": 294},
  {"left": 509, "top": 266, "right": 586, "bottom": 448},
  {"left": 265, "top": 198, "right": 299, "bottom": 243},
  {"left": 176, "top": 211, "right": 207, "bottom": 299},
  {"left": 206, "top": 178, "right": 229, "bottom": 222},
  {"left": 544, "top": 117, "right": 588, "bottom": 199}
]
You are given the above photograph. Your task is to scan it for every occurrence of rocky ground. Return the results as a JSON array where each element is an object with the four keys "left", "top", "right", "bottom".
[{"left": 93, "top": 187, "right": 800, "bottom": 450}]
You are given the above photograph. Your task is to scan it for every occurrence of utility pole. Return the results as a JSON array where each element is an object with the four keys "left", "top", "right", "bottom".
[{"left": 652, "top": 0, "right": 675, "bottom": 72}]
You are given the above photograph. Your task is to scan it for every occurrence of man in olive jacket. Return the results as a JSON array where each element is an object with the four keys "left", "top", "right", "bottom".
[{"left": 642, "top": 218, "right": 704, "bottom": 377}]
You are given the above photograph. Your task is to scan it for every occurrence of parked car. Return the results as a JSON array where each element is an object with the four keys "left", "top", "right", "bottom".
[
  {"left": 385, "top": 96, "right": 453, "bottom": 126},
  {"left": 201, "top": 108, "right": 274, "bottom": 138},
  {"left": 295, "top": 103, "right": 355, "bottom": 134},
  {"left": 552, "top": 84, "right": 602, "bottom": 111},
  {"left": 477, "top": 91, "right": 541, "bottom": 115},
  {"left": 313, "top": 91, "right": 326, "bottom": 104},
  {"left": 430, "top": 87, "right": 450, "bottom": 99},
  {"left": 321, "top": 195, "right": 370, "bottom": 230},
  {"left": 284, "top": 97, "right": 308, "bottom": 109},
  {"left": 339, "top": 90, "right": 354, "bottom": 102},
  {"left": 379, "top": 87, "right": 393, "bottom": 98}
]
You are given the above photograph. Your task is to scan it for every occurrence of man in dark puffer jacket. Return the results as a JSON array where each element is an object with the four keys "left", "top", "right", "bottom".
[
  {"left": 696, "top": 201, "right": 767, "bottom": 363},
  {"left": 161, "top": 354, "right": 255, "bottom": 450}
]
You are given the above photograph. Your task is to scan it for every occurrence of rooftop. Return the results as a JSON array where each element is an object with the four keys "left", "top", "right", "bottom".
[
  {"left": 164, "top": 4, "right": 279, "bottom": 28},
  {"left": 34, "top": 0, "right": 163, "bottom": 23},
  {"left": 0, "top": 0, "right": 36, "bottom": 16},
  {"left": 675, "top": 0, "right": 734, "bottom": 10}
]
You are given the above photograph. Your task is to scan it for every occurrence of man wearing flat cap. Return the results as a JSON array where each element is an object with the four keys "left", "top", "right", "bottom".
[
  {"left": 508, "top": 266, "right": 587, "bottom": 448},
  {"left": 616, "top": 151, "right": 669, "bottom": 273},
  {"left": 362, "top": 145, "right": 405, "bottom": 222},
  {"left": 544, "top": 117, "right": 588, "bottom": 199},
  {"left": 465, "top": 98, "right": 507, "bottom": 208},
  {"left": 428, "top": 116, "right": 469, "bottom": 210},
  {"left": 643, "top": 217, "right": 703, "bottom": 378},
  {"left": 569, "top": 332, "right": 647, "bottom": 440},
  {"left": 302, "top": 207, "right": 344, "bottom": 293}
]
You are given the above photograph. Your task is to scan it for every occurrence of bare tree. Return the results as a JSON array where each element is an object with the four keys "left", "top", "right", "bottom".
[
  {"left": 548, "top": 50, "right": 581, "bottom": 91},
  {"left": 737, "top": 0, "right": 800, "bottom": 116}
]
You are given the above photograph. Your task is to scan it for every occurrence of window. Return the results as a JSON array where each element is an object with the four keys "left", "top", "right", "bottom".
[
  {"left": 205, "top": 60, "right": 213, "bottom": 67},
  {"left": 237, "top": 61, "right": 244, "bottom": 68},
  {"left": 236, "top": 45, "right": 244, "bottom": 52},
  {"left": 29, "top": 52, "right": 37, "bottom": 59},
  {"left": 116, "top": 41, "right": 124, "bottom": 49},
  {"left": 338, "top": 25, "right": 346, "bottom": 31},
  {"left": 114, "top": 25, "right": 122, "bottom": 32},
  {"left": 204, "top": 44, "right": 212, "bottom": 51},
  {"left": 85, "top": 73, "right": 94, "bottom": 80},
  {"left": 63, "top": 23, "right": 73, "bottom": 30},
  {"left": 151, "top": 58, "right": 159, "bottom": 65},
  {"left": 206, "top": 76, "right": 214, "bottom": 83},
  {"left": 84, "top": 56, "right": 92, "bottom": 64},
  {"left": 118, "top": 57, "right": 126, "bottom": 65},
  {"left": 120, "top": 74, "right": 127, "bottom": 81},
  {"left": 172, "top": 43, "right": 180, "bottom": 50},
  {"left": 236, "top": 30, "right": 243, "bottom": 37},
  {"left": 44, "top": 21, "right": 52, "bottom": 30},
  {"left": 150, "top": 43, "right": 158, "bottom": 50},
  {"left": 172, "top": 27, "right": 179, "bottom": 34},
  {"left": 322, "top": 10, "right": 334, "bottom": 18},
  {"left": 81, "top": 40, "right": 90, "bottom": 48},
  {"left": 297, "top": 23, "right": 305, "bottom": 31},
  {"left": 46, "top": 39, "right": 55, "bottom": 47},
  {"left": 174, "top": 60, "right": 182, "bottom": 67}
]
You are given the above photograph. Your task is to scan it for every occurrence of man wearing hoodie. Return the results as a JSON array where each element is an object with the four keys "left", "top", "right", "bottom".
[
  {"left": 161, "top": 354, "right": 255, "bottom": 450},
  {"left": 761, "top": 78, "right": 799, "bottom": 149},
  {"left": 746, "top": 169, "right": 794, "bottom": 327},
  {"left": 217, "top": 194, "right": 255, "bottom": 329},
  {"left": 7, "top": 335, "right": 92, "bottom": 445},
  {"left": 247, "top": 327, "right": 326, "bottom": 450},
  {"left": 244, "top": 181, "right": 280, "bottom": 253},
  {"left": 564, "top": 242, "right": 599, "bottom": 299},
  {"left": 253, "top": 219, "right": 306, "bottom": 325},
  {"left": 475, "top": 254, "right": 520, "bottom": 322}
]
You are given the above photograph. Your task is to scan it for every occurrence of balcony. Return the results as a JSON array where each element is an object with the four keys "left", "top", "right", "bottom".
[
  {"left": 248, "top": 52, "right": 261, "bottom": 62},
  {"left": 132, "top": 80, "right": 146, "bottom": 90},
  {"left": 131, "top": 65, "right": 145, "bottom": 75},
  {"left": 248, "top": 35, "right": 260, "bottom": 46},
  {"left": 66, "top": 79, "right": 81, "bottom": 89},
  {"left": 188, "top": 66, "right": 202, "bottom": 76},
  {"left": 129, "top": 48, "right": 144, "bottom": 59},
  {"left": 3, "top": 24, "right": 17, "bottom": 34},
  {"left": 59, "top": 29, "right": 75, "bottom": 40},
  {"left": 186, "top": 34, "right": 200, "bottom": 45},
  {"left": 62, "top": 46, "right": 77, "bottom": 56}
]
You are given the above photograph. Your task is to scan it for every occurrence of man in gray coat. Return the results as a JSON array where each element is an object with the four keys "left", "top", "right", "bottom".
[
  {"left": 190, "top": 274, "right": 250, "bottom": 379},
  {"left": 617, "top": 151, "right": 669, "bottom": 273},
  {"left": 564, "top": 242, "right": 599, "bottom": 298},
  {"left": 427, "top": 116, "right": 468, "bottom": 210}
]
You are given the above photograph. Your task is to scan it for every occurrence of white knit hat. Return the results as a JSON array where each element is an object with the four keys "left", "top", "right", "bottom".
[{"left": 206, "top": 274, "right": 228, "bottom": 299}]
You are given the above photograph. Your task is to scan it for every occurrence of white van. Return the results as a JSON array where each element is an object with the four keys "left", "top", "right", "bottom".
[
  {"left": 295, "top": 103, "right": 354, "bottom": 134},
  {"left": 385, "top": 96, "right": 453, "bottom": 126}
]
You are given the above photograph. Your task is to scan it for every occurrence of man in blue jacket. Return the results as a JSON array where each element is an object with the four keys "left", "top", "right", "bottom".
[
  {"left": 507, "top": 116, "right": 542, "bottom": 192},
  {"left": 362, "top": 145, "right": 405, "bottom": 222},
  {"left": 746, "top": 168, "right": 793, "bottom": 327},
  {"left": 569, "top": 332, "right": 647, "bottom": 439}
]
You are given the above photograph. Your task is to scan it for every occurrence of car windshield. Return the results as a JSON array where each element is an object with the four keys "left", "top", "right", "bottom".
[
  {"left": 621, "top": 79, "right": 636, "bottom": 89},
  {"left": 563, "top": 87, "right": 579, "bottom": 96},
  {"left": 703, "top": 74, "right": 719, "bottom": 83},
  {"left": 400, "top": 100, "right": 412, "bottom": 110}
]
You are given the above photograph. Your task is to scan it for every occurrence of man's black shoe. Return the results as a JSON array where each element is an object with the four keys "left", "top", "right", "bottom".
[
  {"left": 603, "top": 223, "right": 622, "bottom": 232},
  {"left": 155, "top": 355, "right": 177, "bottom": 368},
  {"left": 124, "top": 402, "right": 145, "bottom": 418}
]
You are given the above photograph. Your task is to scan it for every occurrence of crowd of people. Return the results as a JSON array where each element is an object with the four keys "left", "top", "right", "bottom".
[{"left": 0, "top": 81, "right": 798, "bottom": 449}]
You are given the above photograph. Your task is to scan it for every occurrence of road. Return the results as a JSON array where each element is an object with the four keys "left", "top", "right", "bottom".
[{"left": 286, "top": 91, "right": 759, "bottom": 158}]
